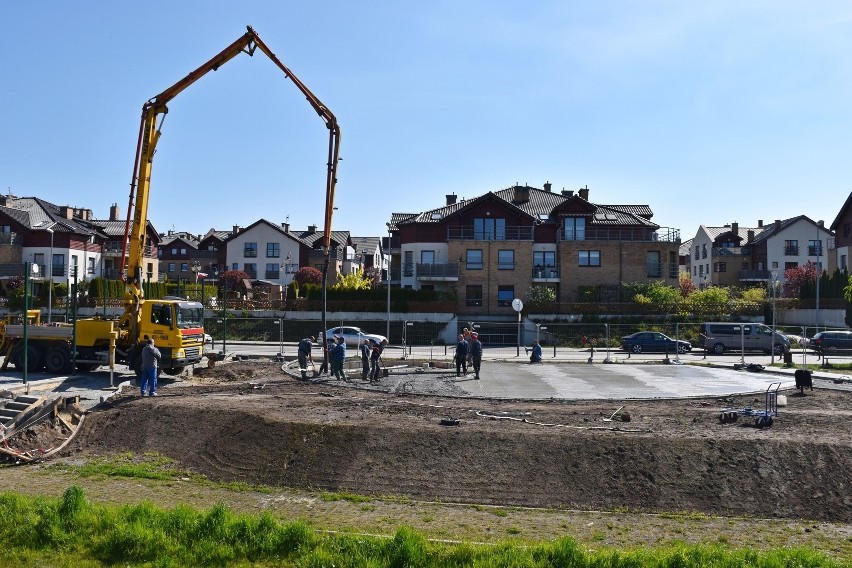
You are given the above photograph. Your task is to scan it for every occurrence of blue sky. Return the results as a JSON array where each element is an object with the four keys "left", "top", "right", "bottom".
[{"left": 1, "top": 1, "right": 850, "bottom": 242}]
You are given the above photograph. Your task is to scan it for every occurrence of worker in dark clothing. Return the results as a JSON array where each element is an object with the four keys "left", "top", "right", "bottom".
[
  {"left": 455, "top": 334, "right": 469, "bottom": 377},
  {"left": 370, "top": 339, "right": 386, "bottom": 382},
  {"left": 469, "top": 332, "right": 483, "bottom": 379},
  {"left": 297, "top": 335, "right": 315, "bottom": 380},
  {"left": 360, "top": 340, "right": 372, "bottom": 380},
  {"left": 528, "top": 339, "right": 542, "bottom": 363}
]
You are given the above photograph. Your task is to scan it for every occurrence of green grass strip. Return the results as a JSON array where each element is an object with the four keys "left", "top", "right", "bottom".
[{"left": 0, "top": 487, "right": 847, "bottom": 567}]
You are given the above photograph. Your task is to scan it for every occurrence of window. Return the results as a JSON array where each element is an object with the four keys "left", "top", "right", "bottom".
[
  {"left": 841, "top": 255, "right": 847, "bottom": 271},
  {"left": 714, "top": 262, "right": 727, "bottom": 273},
  {"left": 466, "top": 285, "right": 483, "bottom": 307},
  {"left": 771, "top": 261, "right": 778, "bottom": 269},
  {"left": 171, "top": 247, "right": 177, "bottom": 255},
  {"left": 533, "top": 251, "right": 555, "bottom": 267},
  {"left": 265, "top": 263, "right": 280, "bottom": 279},
  {"left": 207, "top": 244, "right": 218, "bottom": 251},
  {"left": 701, "top": 244, "right": 707, "bottom": 259},
  {"left": 231, "top": 263, "right": 238, "bottom": 270},
  {"left": 466, "top": 249, "right": 483, "bottom": 270},
  {"left": 168, "top": 262, "right": 176, "bottom": 272},
  {"left": 473, "top": 217, "right": 506, "bottom": 240},
  {"left": 699, "top": 264, "right": 704, "bottom": 276},
  {"left": 244, "top": 242, "right": 258, "bottom": 257},
  {"left": 181, "top": 263, "right": 188, "bottom": 272},
  {"left": 647, "top": 251, "right": 662, "bottom": 277},
  {"left": 808, "top": 240, "right": 822, "bottom": 256},
  {"left": 34, "top": 253, "right": 44, "bottom": 274},
  {"left": 784, "top": 262, "right": 797, "bottom": 271},
  {"left": 157, "top": 249, "right": 163, "bottom": 258},
  {"left": 784, "top": 240, "right": 798, "bottom": 255},
  {"left": 578, "top": 250, "right": 600, "bottom": 267},
  {"left": 694, "top": 245, "right": 699, "bottom": 260},
  {"left": 564, "top": 217, "right": 585, "bottom": 241},
  {"left": 244, "top": 263, "right": 257, "bottom": 277},
  {"left": 180, "top": 247, "right": 187, "bottom": 255},
  {"left": 267, "top": 242, "right": 280, "bottom": 258},
  {"left": 403, "top": 251, "right": 414, "bottom": 277},
  {"left": 88, "top": 257, "right": 95, "bottom": 275},
  {"left": 420, "top": 250, "right": 435, "bottom": 264},
  {"left": 497, "top": 250, "right": 514, "bottom": 270},
  {"left": 497, "top": 285, "right": 514, "bottom": 307}
]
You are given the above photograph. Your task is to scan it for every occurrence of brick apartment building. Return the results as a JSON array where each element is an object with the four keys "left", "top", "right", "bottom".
[{"left": 390, "top": 183, "right": 680, "bottom": 314}]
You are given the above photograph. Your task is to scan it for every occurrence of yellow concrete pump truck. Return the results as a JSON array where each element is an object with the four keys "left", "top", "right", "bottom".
[{"left": 1, "top": 26, "right": 340, "bottom": 377}]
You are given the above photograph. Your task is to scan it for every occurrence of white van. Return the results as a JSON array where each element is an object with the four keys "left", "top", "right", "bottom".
[{"left": 700, "top": 322, "right": 790, "bottom": 355}]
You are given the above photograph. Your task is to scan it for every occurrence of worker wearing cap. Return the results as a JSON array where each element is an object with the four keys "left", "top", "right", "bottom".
[
  {"left": 140, "top": 337, "right": 162, "bottom": 396},
  {"left": 297, "top": 335, "right": 315, "bottom": 380},
  {"left": 455, "top": 334, "right": 469, "bottom": 377},
  {"left": 469, "top": 332, "right": 483, "bottom": 380}
]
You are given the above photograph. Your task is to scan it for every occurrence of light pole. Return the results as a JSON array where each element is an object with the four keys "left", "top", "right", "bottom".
[
  {"left": 281, "top": 253, "right": 291, "bottom": 305},
  {"left": 770, "top": 269, "right": 778, "bottom": 365},
  {"left": 386, "top": 222, "right": 391, "bottom": 340},
  {"left": 191, "top": 261, "right": 201, "bottom": 301},
  {"left": 45, "top": 224, "right": 56, "bottom": 323}
]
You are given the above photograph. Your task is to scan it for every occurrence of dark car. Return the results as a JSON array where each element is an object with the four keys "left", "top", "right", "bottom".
[
  {"left": 809, "top": 331, "right": 852, "bottom": 354},
  {"left": 621, "top": 331, "right": 692, "bottom": 354}
]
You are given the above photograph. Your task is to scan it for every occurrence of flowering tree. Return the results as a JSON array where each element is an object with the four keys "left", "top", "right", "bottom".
[
  {"left": 220, "top": 270, "right": 250, "bottom": 298},
  {"left": 783, "top": 262, "right": 820, "bottom": 298},
  {"left": 294, "top": 266, "right": 323, "bottom": 286}
]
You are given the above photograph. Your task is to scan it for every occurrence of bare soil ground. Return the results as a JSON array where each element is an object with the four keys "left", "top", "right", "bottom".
[{"left": 3, "top": 360, "right": 840, "bottom": 525}]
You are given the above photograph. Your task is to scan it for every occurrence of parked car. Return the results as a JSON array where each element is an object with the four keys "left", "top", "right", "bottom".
[
  {"left": 324, "top": 326, "right": 387, "bottom": 347},
  {"left": 621, "top": 332, "right": 692, "bottom": 354},
  {"left": 809, "top": 330, "right": 852, "bottom": 354},
  {"left": 699, "top": 322, "right": 790, "bottom": 356},
  {"left": 204, "top": 333, "right": 212, "bottom": 344}
]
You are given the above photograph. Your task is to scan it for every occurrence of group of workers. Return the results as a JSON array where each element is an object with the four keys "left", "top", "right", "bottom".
[{"left": 297, "top": 334, "right": 387, "bottom": 382}]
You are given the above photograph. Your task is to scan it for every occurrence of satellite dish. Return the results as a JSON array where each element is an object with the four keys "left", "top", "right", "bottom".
[{"left": 511, "top": 298, "right": 523, "bottom": 312}]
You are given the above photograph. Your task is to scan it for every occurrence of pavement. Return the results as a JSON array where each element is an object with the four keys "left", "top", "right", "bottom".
[{"left": 1, "top": 344, "right": 849, "bottom": 412}]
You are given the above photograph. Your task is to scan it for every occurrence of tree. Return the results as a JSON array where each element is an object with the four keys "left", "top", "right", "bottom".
[
  {"left": 294, "top": 266, "right": 322, "bottom": 286},
  {"left": 678, "top": 272, "right": 696, "bottom": 297},
  {"left": 220, "top": 270, "right": 250, "bottom": 298},
  {"left": 783, "top": 262, "right": 820, "bottom": 299},
  {"left": 332, "top": 269, "right": 372, "bottom": 291},
  {"left": 527, "top": 285, "right": 556, "bottom": 304}
]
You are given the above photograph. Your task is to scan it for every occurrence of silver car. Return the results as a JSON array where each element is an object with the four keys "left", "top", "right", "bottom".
[{"left": 324, "top": 326, "right": 387, "bottom": 347}]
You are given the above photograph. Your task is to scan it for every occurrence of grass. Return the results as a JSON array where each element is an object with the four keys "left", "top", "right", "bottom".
[{"left": 1, "top": 487, "right": 848, "bottom": 567}]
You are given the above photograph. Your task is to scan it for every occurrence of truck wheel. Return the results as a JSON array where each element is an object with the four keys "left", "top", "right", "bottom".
[
  {"left": 162, "top": 366, "right": 185, "bottom": 376},
  {"left": 713, "top": 343, "right": 725, "bottom": 355},
  {"left": 44, "top": 345, "right": 71, "bottom": 373},
  {"left": 10, "top": 343, "right": 43, "bottom": 372}
]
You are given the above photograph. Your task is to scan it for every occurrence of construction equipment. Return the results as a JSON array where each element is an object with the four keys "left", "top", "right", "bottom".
[
  {"left": 719, "top": 382, "right": 781, "bottom": 428},
  {"left": 0, "top": 27, "right": 340, "bottom": 377}
]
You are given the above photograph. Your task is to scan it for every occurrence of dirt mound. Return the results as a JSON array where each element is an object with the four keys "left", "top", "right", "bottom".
[{"left": 59, "top": 361, "right": 852, "bottom": 521}]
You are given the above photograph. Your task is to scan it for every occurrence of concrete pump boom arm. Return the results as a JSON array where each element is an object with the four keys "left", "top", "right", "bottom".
[{"left": 121, "top": 25, "right": 340, "bottom": 302}]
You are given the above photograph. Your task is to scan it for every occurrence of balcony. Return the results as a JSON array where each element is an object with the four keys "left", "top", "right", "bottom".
[
  {"left": 808, "top": 245, "right": 823, "bottom": 257},
  {"left": 532, "top": 267, "right": 560, "bottom": 281},
  {"left": 447, "top": 226, "right": 534, "bottom": 241},
  {"left": 784, "top": 246, "right": 799, "bottom": 256},
  {"left": 558, "top": 227, "right": 680, "bottom": 242},
  {"left": 265, "top": 270, "right": 281, "bottom": 280},
  {"left": 739, "top": 269, "right": 770, "bottom": 281},
  {"left": 415, "top": 262, "right": 459, "bottom": 281},
  {"left": 712, "top": 246, "right": 752, "bottom": 257}
]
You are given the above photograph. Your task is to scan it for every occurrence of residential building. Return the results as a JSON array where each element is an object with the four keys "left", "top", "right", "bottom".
[
  {"left": 347, "top": 236, "right": 385, "bottom": 277},
  {"left": 688, "top": 217, "right": 834, "bottom": 287},
  {"left": 86, "top": 203, "right": 160, "bottom": 282},
  {"left": 390, "top": 183, "right": 680, "bottom": 313},
  {"left": 829, "top": 191, "right": 852, "bottom": 274},
  {"left": 223, "top": 221, "right": 303, "bottom": 290}
]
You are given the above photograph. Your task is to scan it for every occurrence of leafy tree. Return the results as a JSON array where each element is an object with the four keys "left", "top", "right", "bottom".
[
  {"left": 294, "top": 266, "right": 322, "bottom": 286},
  {"left": 678, "top": 272, "right": 696, "bottom": 297},
  {"left": 220, "top": 270, "right": 250, "bottom": 298},
  {"left": 527, "top": 285, "right": 556, "bottom": 304},
  {"left": 332, "top": 270, "right": 372, "bottom": 291},
  {"left": 686, "top": 286, "right": 731, "bottom": 317},
  {"left": 844, "top": 273, "right": 852, "bottom": 303},
  {"left": 739, "top": 287, "right": 766, "bottom": 303},
  {"left": 783, "top": 262, "right": 820, "bottom": 298}
]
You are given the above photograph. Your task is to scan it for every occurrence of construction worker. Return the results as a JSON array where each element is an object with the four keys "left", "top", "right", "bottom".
[
  {"left": 297, "top": 335, "right": 315, "bottom": 380},
  {"left": 330, "top": 335, "right": 347, "bottom": 381},
  {"left": 528, "top": 339, "right": 542, "bottom": 363},
  {"left": 370, "top": 339, "right": 386, "bottom": 382},
  {"left": 455, "top": 334, "right": 469, "bottom": 376},
  {"left": 140, "top": 337, "right": 161, "bottom": 396},
  {"left": 360, "top": 339, "right": 372, "bottom": 380},
  {"left": 469, "top": 332, "right": 483, "bottom": 380}
]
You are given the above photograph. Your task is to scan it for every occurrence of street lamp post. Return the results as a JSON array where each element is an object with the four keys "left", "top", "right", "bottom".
[
  {"left": 770, "top": 269, "right": 778, "bottom": 365},
  {"left": 386, "top": 223, "right": 391, "bottom": 340},
  {"left": 46, "top": 225, "right": 55, "bottom": 323}
]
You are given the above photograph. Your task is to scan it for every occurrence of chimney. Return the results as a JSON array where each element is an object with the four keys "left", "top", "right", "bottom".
[
  {"left": 757, "top": 219, "right": 763, "bottom": 228},
  {"left": 774, "top": 219, "right": 781, "bottom": 229},
  {"left": 446, "top": 193, "right": 457, "bottom": 206},
  {"left": 513, "top": 185, "right": 530, "bottom": 203},
  {"left": 282, "top": 222, "right": 290, "bottom": 233},
  {"left": 731, "top": 222, "right": 738, "bottom": 235},
  {"left": 109, "top": 203, "right": 120, "bottom": 221},
  {"left": 818, "top": 220, "right": 824, "bottom": 227},
  {"left": 747, "top": 230, "right": 755, "bottom": 243},
  {"left": 562, "top": 189, "right": 574, "bottom": 198},
  {"left": 232, "top": 225, "right": 241, "bottom": 235},
  {"left": 543, "top": 181, "right": 552, "bottom": 193},
  {"left": 308, "top": 224, "right": 317, "bottom": 234},
  {"left": 578, "top": 186, "right": 589, "bottom": 201},
  {"left": 61, "top": 206, "right": 74, "bottom": 219}
]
